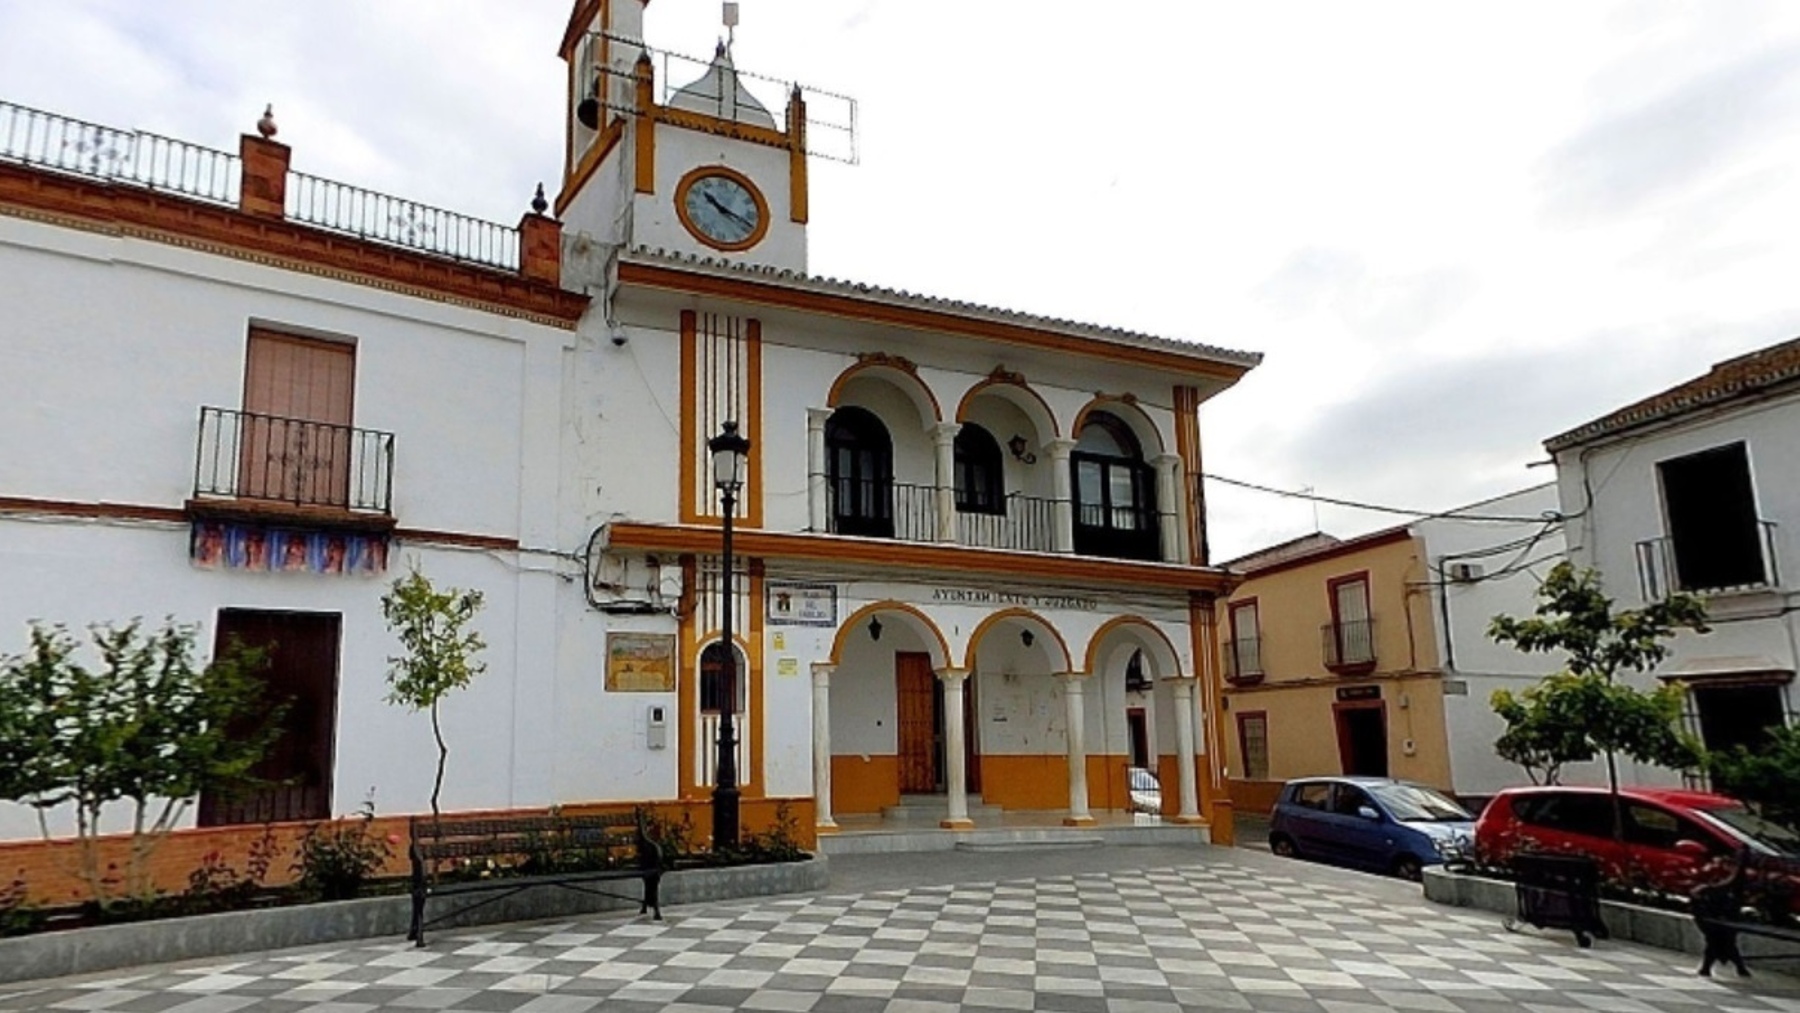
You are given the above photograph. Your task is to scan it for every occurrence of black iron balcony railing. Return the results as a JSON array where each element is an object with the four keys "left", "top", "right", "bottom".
[
  {"left": 958, "top": 493, "right": 1057, "bottom": 553},
  {"left": 1636, "top": 521, "right": 1780, "bottom": 599},
  {"left": 1, "top": 99, "right": 240, "bottom": 204},
  {"left": 1224, "top": 637, "right": 1264, "bottom": 684},
  {"left": 286, "top": 170, "right": 520, "bottom": 272},
  {"left": 195, "top": 406, "right": 395, "bottom": 515},
  {"left": 1322, "top": 618, "right": 1376, "bottom": 670},
  {"left": 826, "top": 478, "right": 936, "bottom": 541}
]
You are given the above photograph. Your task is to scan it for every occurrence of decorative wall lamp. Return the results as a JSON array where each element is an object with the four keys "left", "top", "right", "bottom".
[
  {"left": 1020, "top": 629, "right": 1035, "bottom": 648},
  {"left": 868, "top": 616, "right": 883, "bottom": 641},
  {"left": 1007, "top": 435, "right": 1038, "bottom": 465}
]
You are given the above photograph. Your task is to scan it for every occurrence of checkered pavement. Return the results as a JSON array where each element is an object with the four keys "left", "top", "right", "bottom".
[{"left": 4, "top": 858, "right": 1799, "bottom": 1012}]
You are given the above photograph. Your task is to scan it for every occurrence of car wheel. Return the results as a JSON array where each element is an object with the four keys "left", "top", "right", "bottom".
[
  {"left": 1394, "top": 856, "right": 1423, "bottom": 882},
  {"left": 1270, "top": 835, "right": 1298, "bottom": 858}
]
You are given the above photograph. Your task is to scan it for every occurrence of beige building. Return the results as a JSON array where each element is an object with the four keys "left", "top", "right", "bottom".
[{"left": 1216, "top": 526, "right": 1453, "bottom": 813}]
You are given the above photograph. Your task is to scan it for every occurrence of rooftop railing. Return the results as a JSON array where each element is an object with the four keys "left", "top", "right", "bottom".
[
  {"left": 1, "top": 100, "right": 524, "bottom": 273},
  {"left": 286, "top": 170, "right": 520, "bottom": 271},
  {"left": 0, "top": 100, "right": 239, "bottom": 204}
]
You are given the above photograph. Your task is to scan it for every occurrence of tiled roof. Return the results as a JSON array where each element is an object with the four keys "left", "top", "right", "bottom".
[
  {"left": 1545, "top": 336, "right": 1800, "bottom": 452},
  {"left": 619, "top": 246, "right": 1264, "bottom": 370}
]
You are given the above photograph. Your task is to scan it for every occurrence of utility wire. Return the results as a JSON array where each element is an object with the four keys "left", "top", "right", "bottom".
[{"left": 1203, "top": 473, "right": 1568, "bottom": 524}]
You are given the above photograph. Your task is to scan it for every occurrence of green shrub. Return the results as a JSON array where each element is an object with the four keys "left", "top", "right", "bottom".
[{"left": 293, "top": 796, "right": 393, "bottom": 900}]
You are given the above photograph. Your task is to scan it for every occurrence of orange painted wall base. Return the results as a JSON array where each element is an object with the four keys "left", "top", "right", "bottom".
[
  {"left": 831, "top": 754, "right": 900, "bottom": 815},
  {"left": 1, "top": 796, "right": 817, "bottom": 907}
]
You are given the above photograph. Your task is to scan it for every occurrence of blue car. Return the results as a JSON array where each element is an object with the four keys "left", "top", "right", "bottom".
[{"left": 1267, "top": 776, "right": 1474, "bottom": 881}]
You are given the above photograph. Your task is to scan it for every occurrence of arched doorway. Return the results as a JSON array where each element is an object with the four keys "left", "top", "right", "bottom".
[
  {"left": 1072, "top": 410, "right": 1158, "bottom": 560},
  {"left": 826, "top": 406, "right": 893, "bottom": 537}
]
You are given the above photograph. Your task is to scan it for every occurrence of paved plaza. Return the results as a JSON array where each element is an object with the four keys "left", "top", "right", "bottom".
[{"left": 3, "top": 846, "right": 1798, "bottom": 1013}]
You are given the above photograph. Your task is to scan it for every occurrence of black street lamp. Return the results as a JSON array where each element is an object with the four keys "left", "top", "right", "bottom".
[{"left": 708, "top": 419, "right": 751, "bottom": 849}]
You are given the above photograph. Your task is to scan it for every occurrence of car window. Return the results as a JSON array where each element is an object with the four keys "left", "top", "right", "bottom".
[
  {"left": 1513, "top": 792, "right": 1612, "bottom": 838},
  {"left": 1371, "top": 783, "right": 1472, "bottom": 822},
  {"left": 1331, "top": 785, "right": 1372, "bottom": 816},
  {"left": 1699, "top": 806, "right": 1800, "bottom": 857},
  {"left": 1624, "top": 803, "right": 1722, "bottom": 853},
  {"left": 1291, "top": 783, "right": 1332, "bottom": 810}
]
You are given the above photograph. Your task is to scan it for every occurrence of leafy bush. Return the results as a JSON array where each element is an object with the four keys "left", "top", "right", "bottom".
[
  {"left": 640, "top": 807, "right": 699, "bottom": 866},
  {"left": 293, "top": 796, "right": 393, "bottom": 900},
  {"left": 181, "top": 827, "right": 279, "bottom": 914},
  {"left": 1708, "top": 724, "right": 1800, "bottom": 832},
  {"left": 737, "top": 802, "right": 808, "bottom": 863},
  {"left": 0, "top": 869, "right": 37, "bottom": 937},
  {"left": 0, "top": 620, "right": 284, "bottom": 908}
]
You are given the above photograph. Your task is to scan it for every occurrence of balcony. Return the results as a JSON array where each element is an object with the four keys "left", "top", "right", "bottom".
[
  {"left": 1224, "top": 637, "right": 1264, "bottom": 685},
  {"left": 825, "top": 479, "right": 1059, "bottom": 554},
  {"left": 1322, "top": 618, "right": 1376, "bottom": 672},
  {"left": 1637, "top": 521, "right": 1779, "bottom": 600},
  {"left": 193, "top": 406, "right": 395, "bottom": 520}
]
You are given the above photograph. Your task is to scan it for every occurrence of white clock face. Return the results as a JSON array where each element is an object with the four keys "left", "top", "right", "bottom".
[{"left": 682, "top": 173, "right": 763, "bottom": 247}]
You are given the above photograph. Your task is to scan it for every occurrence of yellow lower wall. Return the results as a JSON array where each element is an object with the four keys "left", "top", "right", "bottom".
[
  {"left": 1223, "top": 675, "right": 1454, "bottom": 790},
  {"left": 979, "top": 755, "right": 1069, "bottom": 809},
  {"left": 831, "top": 754, "right": 900, "bottom": 815},
  {"left": 1, "top": 796, "right": 818, "bottom": 907},
  {"left": 1227, "top": 779, "right": 1285, "bottom": 815}
]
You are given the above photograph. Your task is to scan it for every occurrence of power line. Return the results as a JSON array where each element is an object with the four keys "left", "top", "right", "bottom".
[{"left": 1203, "top": 473, "right": 1567, "bottom": 524}]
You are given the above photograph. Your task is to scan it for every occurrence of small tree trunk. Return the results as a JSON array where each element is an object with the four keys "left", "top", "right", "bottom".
[
  {"left": 430, "top": 699, "right": 448, "bottom": 827},
  {"left": 1606, "top": 747, "right": 1624, "bottom": 842}
]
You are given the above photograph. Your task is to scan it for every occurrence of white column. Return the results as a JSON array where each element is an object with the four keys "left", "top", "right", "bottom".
[
  {"left": 1171, "top": 678, "right": 1202, "bottom": 822},
  {"left": 932, "top": 422, "right": 960, "bottom": 543},
  {"left": 1062, "top": 672, "right": 1093, "bottom": 825},
  {"left": 937, "top": 668, "right": 973, "bottom": 828},
  {"left": 1154, "top": 453, "right": 1182, "bottom": 564},
  {"left": 812, "top": 663, "right": 836, "bottom": 831},
  {"left": 807, "top": 408, "right": 831, "bottom": 532},
  {"left": 1048, "top": 438, "right": 1077, "bottom": 553}
]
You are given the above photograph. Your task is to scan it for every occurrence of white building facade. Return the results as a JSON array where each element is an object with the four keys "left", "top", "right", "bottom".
[
  {"left": 1549, "top": 339, "right": 1800, "bottom": 787},
  {"left": 0, "top": 0, "right": 1257, "bottom": 867}
]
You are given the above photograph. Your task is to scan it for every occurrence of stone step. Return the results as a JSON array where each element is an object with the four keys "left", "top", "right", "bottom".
[
  {"left": 816, "top": 823, "right": 1209, "bottom": 856},
  {"left": 880, "top": 795, "right": 1002, "bottom": 822}
]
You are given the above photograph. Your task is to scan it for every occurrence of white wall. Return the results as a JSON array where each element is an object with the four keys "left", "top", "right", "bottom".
[{"left": 1555, "top": 393, "right": 1800, "bottom": 787}]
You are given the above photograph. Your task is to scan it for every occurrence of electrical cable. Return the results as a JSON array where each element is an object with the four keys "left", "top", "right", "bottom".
[{"left": 1203, "top": 472, "right": 1570, "bottom": 524}]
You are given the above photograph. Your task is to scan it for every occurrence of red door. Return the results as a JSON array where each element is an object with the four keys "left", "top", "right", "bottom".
[{"left": 896, "top": 653, "right": 938, "bottom": 793}]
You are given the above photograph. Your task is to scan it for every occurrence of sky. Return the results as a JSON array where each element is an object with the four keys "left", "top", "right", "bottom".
[{"left": 3, "top": 1, "right": 1799, "bottom": 560}]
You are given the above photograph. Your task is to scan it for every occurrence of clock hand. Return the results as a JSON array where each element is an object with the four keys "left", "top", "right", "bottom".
[{"left": 704, "top": 191, "right": 753, "bottom": 228}]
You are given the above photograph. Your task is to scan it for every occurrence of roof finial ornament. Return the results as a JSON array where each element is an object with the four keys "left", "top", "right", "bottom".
[
  {"left": 256, "top": 104, "right": 277, "bottom": 139},
  {"left": 531, "top": 183, "right": 549, "bottom": 215},
  {"left": 723, "top": 1, "right": 739, "bottom": 50}
]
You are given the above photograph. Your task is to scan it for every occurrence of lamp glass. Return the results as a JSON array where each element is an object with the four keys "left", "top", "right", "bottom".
[{"left": 708, "top": 422, "right": 751, "bottom": 491}]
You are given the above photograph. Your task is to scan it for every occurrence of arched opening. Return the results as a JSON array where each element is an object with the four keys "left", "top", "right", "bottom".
[
  {"left": 826, "top": 406, "right": 893, "bottom": 537},
  {"left": 1073, "top": 410, "right": 1159, "bottom": 560},
  {"left": 954, "top": 422, "right": 1004, "bottom": 515},
  {"left": 699, "top": 640, "right": 747, "bottom": 715}
]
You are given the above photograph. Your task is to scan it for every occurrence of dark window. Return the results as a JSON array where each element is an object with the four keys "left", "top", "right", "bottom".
[
  {"left": 1072, "top": 411, "right": 1158, "bottom": 560},
  {"left": 199, "top": 610, "right": 340, "bottom": 826},
  {"left": 826, "top": 406, "right": 893, "bottom": 538},
  {"left": 1124, "top": 649, "right": 1153, "bottom": 693},
  {"left": 953, "top": 423, "right": 1004, "bottom": 514},
  {"left": 1291, "top": 783, "right": 1332, "bottom": 809},
  {"left": 1659, "top": 443, "right": 1766, "bottom": 591},
  {"left": 1623, "top": 802, "right": 1720, "bottom": 853},
  {"left": 1238, "top": 713, "right": 1269, "bottom": 780},
  {"left": 1127, "top": 708, "right": 1150, "bottom": 769},
  {"left": 700, "top": 641, "right": 746, "bottom": 715},
  {"left": 1513, "top": 792, "right": 1613, "bottom": 839},
  {"left": 1693, "top": 684, "right": 1786, "bottom": 755},
  {"left": 1331, "top": 784, "right": 1373, "bottom": 816}
]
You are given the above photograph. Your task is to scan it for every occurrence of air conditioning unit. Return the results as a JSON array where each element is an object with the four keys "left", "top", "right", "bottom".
[{"left": 1447, "top": 562, "right": 1483, "bottom": 583}]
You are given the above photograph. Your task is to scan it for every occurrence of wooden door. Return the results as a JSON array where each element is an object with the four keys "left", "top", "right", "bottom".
[
  {"left": 199, "top": 610, "right": 341, "bottom": 826},
  {"left": 896, "top": 652, "right": 938, "bottom": 793},
  {"left": 240, "top": 331, "right": 355, "bottom": 505}
]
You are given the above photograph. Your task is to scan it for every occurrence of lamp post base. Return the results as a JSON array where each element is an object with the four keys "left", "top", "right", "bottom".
[{"left": 713, "top": 785, "right": 741, "bottom": 850}]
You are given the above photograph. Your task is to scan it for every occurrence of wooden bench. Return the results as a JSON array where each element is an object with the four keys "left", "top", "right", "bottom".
[
  {"left": 407, "top": 811, "right": 662, "bottom": 947},
  {"left": 1692, "top": 848, "right": 1800, "bottom": 977}
]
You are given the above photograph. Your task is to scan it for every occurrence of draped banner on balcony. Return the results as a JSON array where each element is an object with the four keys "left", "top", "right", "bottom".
[{"left": 189, "top": 521, "right": 389, "bottom": 575}]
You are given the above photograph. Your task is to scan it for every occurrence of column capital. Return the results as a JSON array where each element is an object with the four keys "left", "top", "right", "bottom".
[
  {"left": 807, "top": 406, "right": 834, "bottom": 426},
  {"left": 1056, "top": 670, "right": 1090, "bottom": 683},
  {"left": 811, "top": 662, "right": 836, "bottom": 683},
  {"left": 1046, "top": 437, "right": 1078, "bottom": 461},
  {"left": 932, "top": 421, "right": 962, "bottom": 443},
  {"left": 934, "top": 667, "right": 970, "bottom": 683}
]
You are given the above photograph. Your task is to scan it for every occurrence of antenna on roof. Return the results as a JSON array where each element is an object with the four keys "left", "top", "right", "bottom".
[{"left": 723, "top": 2, "right": 739, "bottom": 49}]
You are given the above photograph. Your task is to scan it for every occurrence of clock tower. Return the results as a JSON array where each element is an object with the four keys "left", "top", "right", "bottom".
[{"left": 554, "top": 0, "right": 813, "bottom": 273}]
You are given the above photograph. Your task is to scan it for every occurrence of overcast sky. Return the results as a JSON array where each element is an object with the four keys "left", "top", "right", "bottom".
[{"left": 4, "top": 1, "right": 1799, "bottom": 560}]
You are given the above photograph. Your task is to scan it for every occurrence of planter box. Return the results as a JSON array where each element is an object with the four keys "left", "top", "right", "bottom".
[
  {"left": 0, "top": 855, "right": 828, "bottom": 986},
  {"left": 1422, "top": 865, "right": 1795, "bottom": 962}
]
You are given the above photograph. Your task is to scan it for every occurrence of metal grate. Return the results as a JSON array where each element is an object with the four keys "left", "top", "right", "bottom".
[{"left": 195, "top": 406, "right": 395, "bottom": 515}]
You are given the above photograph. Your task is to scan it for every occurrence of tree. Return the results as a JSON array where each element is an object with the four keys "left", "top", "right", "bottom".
[
  {"left": 381, "top": 568, "right": 486, "bottom": 822},
  {"left": 0, "top": 620, "right": 281, "bottom": 907},
  {"left": 1488, "top": 562, "right": 1708, "bottom": 835},
  {"left": 1707, "top": 724, "right": 1800, "bottom": 831}
]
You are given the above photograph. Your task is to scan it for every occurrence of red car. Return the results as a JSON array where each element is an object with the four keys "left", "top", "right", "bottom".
[{"left": 1475, "top": 785, "right": 1800, "bottom": 898}]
